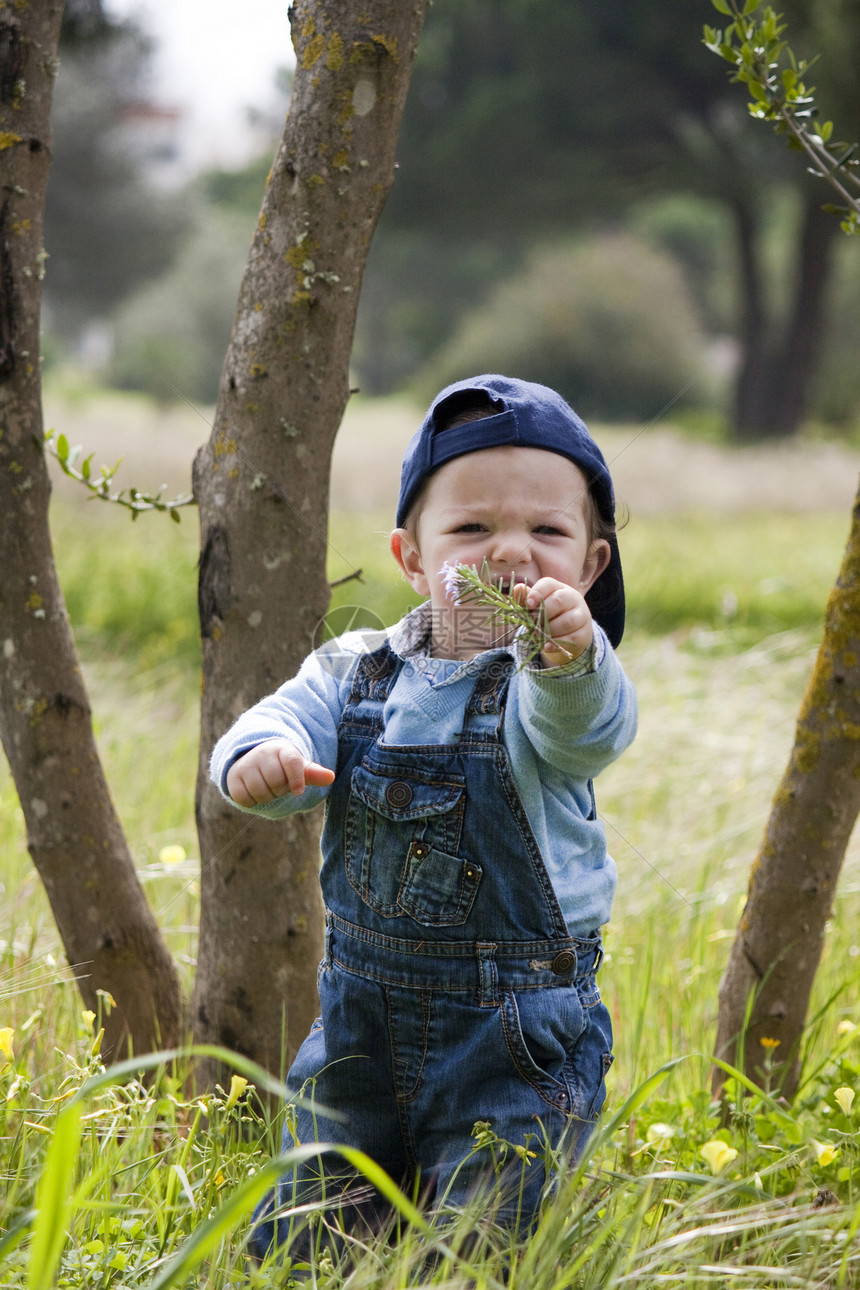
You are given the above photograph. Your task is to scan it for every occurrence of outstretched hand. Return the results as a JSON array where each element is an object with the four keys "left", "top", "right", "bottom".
[
  {"left": 226, "top": 739, "right": 335, "bottom": 807},
  {"left": 513, "top": 578, "right": 594, "bottom": 667}
]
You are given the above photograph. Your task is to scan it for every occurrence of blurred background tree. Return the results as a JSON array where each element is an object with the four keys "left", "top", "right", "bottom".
[
  {"left": 48, "top": 0, "right": 860, "bottom": 441},
  {"left": 358, "top": 0, "right": 860, "bottom": 438},
  {"left": 44, "top": 0, "right": 190, "bottom": 357}
]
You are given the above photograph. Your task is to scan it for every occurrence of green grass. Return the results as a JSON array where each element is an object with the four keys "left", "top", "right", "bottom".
[
  {"left": 48, "top": 497, "right": 850, "bottom": 672},
  {"left": 326, "top": 508, "right": 851, "bottom": 646},
  {"left": 2, "top": 495, "right": 860, "bottom": 1285}
]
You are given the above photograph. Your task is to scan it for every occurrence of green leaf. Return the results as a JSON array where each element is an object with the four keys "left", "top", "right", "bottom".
[
  {"left": 27, "top": 1104, "right": 82, "bottom": 1290},
  {"left": 81, "top": 453, "right": 94, "bottom": 481},
  {"left": 767, "top": 1107, "right": 804, "bottom": 1145},
  {"left": 0, "top": 1208, "right": 35, "bottom": 1265},
  {"left": 711, "top": 0, "right": 733, "bottom": 14},
  {"left": 743, "top": 0, "right": 760, "bottom": 12},
  {"left": 55, "top": 433, "right": 69, "bottom": 464}
]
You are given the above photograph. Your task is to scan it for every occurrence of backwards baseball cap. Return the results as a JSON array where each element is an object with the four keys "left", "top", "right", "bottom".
[{"left": 396, "top": 374, "right": 625, "bottom": 647}]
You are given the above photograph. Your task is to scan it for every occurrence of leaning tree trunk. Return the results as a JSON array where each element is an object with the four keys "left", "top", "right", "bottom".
[
  {"left": 714, "top": 478, "right": 860, "bottom": 1098},
  {"left": 0, "top": 0, "right": 182, "bottom": 1061},
  {"left": 192, "top": 0, "right": 428, "bottom": 1083}
]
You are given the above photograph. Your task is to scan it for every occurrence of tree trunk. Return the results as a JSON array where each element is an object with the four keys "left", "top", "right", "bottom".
[
  {"left": 731, "top": 194, "right": 771, "bottom": 440},
  {"left": 714, "top": 478, "right": 860, "bottom": 1099},
  {"left": 192, "top": 0, "right": 428, "bottom": 1083},
  {"left": 731, "top": 192, "right": 838, "bottom": 441},
  {"left": 0, "top": 0, "right": 182, "bottom": 1062}
]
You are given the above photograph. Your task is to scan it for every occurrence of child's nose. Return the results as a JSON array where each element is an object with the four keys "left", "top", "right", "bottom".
[{"left": 488, "top": 529, "right": 530, "bottom": 566}]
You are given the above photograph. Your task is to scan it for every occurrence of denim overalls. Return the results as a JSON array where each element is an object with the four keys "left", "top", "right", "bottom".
[{"left": 249, "top": 641, "right": 613, "bottom": 1258}]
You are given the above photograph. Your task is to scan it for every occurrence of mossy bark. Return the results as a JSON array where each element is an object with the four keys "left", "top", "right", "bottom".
[
  {"left": 192, "top": 1, "right": 428, "bottom": 1082},
  {"left": 0, "top": 0, "right": 182, "bottom": 1060},
  {"left": 714, "top": 479, "right": 860, "bottom": 1098}
]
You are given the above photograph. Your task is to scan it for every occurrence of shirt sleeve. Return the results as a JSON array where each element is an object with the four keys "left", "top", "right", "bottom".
[
  {"left": 509, "top": 624, "right": 637, "bottom": 780},
  {"left": 208, "top": 634, "right": 363, "bottom": 817}
]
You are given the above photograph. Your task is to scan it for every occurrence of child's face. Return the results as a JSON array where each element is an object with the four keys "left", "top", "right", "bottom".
[{"left": 390, "top": 446, "right": 610, "bottom": 659}]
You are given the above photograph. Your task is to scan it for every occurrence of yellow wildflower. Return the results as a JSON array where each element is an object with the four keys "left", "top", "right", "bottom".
[
  {"left": 700, "top": 1140, "right": 738, "bottom": 1174},
  {"left": 812, "top": 1141, "right": 838, "bottom": 1167},
  {"left": 224, "top": 1074, "right": 249, "bottom": 1111},
  {"left": 0, "top": 1027, "right": 14, "bottom": 1063},
  {"left": 159, "top": 844, "right": 187, "bottom": 865},
  {"left": 837, "top": 1020, "right": 857, "bottom": 1037},
  {"left": 81, "top": 1009, "right": 96, "bottom": 1031},
  {"left": 834, "top": 1087, "right": 855, "bottom": 1116},
  {"left": 759, "top": 1036, "right": 781, "bottom": 1050}
]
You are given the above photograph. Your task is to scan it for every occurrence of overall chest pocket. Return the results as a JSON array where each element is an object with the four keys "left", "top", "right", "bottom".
[{"left": 344, "top": 763, "right": 481, "bottom": 926}]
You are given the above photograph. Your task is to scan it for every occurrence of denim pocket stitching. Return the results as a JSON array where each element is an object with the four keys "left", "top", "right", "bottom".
[
  {"left": 577, "top": 977, "right": 602, "bottom": 1010},
  {"left": 396, "top": 845, "right": 482, "bottom": 927},
  {"left": 499, "top": 990, "right": 573, "bottom": 1113},
  {"left": 345, "top": 765, "right": 472, "bottom": 923}
]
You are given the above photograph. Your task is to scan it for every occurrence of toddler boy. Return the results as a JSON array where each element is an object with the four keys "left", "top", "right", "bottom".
[{"left": 211, "top": 373, "right": 637, "bottom": 1258}]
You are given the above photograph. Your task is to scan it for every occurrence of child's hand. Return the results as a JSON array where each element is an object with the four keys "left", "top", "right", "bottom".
[
  {"left": 515, "top": 578, "right": 594, "bottom": 667},
  {"left": 226, "top": 739, "right": 335, "bottom": 807}
]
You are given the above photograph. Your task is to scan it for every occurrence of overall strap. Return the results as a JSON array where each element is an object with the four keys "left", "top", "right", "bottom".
[
  {"left": 340, "top": 641, "right": 402, "bottom": 732},
  {"left": 461, "top": 655, "right": 515, "bottom": 743}
]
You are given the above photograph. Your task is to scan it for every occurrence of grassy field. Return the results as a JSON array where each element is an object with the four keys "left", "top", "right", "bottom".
[{"left": 2, "top": 482, "right": 860, "bottom": 1286}]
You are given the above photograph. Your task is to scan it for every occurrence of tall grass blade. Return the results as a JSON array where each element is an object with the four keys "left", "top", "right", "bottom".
[
  {"left": 145, "top": 1161, "right": 279, "bottom": 1289},
  {"left": 337, "top": 1146, "right": 431, "bottom": 1233},
  {"left": 27, "top": 1103, "right": 82, "bottom": 1290},
  {"left": 148, "top": 1143, "right": 431, "bottom": 1289},
  {"left": 71, "top": 1043, "right": 288, "bottom": 1104}
]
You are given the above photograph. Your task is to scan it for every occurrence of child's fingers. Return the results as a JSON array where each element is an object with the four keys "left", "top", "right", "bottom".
[
  {"left": 303, "top": 762, "right": 336, "bottom": 788},
  {"left": 547, "top": 598, "right": 590, "bottom": 638},
  {"left": 228, "top": 763, "right": 283, "bottom": 806},
  {"left": 274, "top": 745, "right": 328, "bottom": 795},
  {"left": 521, "top": 578, "right": 594, "bottom": 662},
  {"left": 229, "top": 741, "right": 333, "bottom": 805}
]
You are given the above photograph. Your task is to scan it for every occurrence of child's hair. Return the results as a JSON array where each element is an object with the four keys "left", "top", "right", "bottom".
[{"left": 402, "top": 391, "right": 617, "bottom": 552}]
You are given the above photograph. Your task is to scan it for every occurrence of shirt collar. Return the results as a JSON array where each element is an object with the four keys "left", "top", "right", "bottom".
[{"left": 387, "top": 601, "right": 436, "bottom": 660}]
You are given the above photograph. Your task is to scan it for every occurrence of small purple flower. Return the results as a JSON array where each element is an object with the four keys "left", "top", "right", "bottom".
[{"left": 440, "top": 561, "right": 466, "bottom": 602}]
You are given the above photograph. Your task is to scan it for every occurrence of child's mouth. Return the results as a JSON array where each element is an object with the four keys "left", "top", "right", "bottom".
[{"left": 495, "top": 575, "right": 529, "bottom": 595}]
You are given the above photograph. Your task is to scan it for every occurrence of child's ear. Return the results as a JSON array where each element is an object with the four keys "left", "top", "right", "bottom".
[
  {"left": 390, "top": 528, "right": 431, "bottom": 597},
  {"left": 578, "top": 539, "right": 612, "bottom": 594}
]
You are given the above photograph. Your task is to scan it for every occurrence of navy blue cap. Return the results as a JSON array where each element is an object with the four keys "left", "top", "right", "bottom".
[{"left": 397, "top": 374, "right": 625, "bottom": 647}]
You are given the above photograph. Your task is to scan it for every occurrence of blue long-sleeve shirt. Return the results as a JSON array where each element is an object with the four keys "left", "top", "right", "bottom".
[{"left": 210, "top": 603, "right": 637, "bottom": 937}]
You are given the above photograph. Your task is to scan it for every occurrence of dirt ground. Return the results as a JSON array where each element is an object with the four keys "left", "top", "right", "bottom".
[{"left": 44, "top": 388, "right": 860, "bottom": 517}]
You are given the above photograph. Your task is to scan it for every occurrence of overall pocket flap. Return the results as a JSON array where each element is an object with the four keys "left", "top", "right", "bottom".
[{"left": 351, "top": 764, "right": 464, "bottom": 822}]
